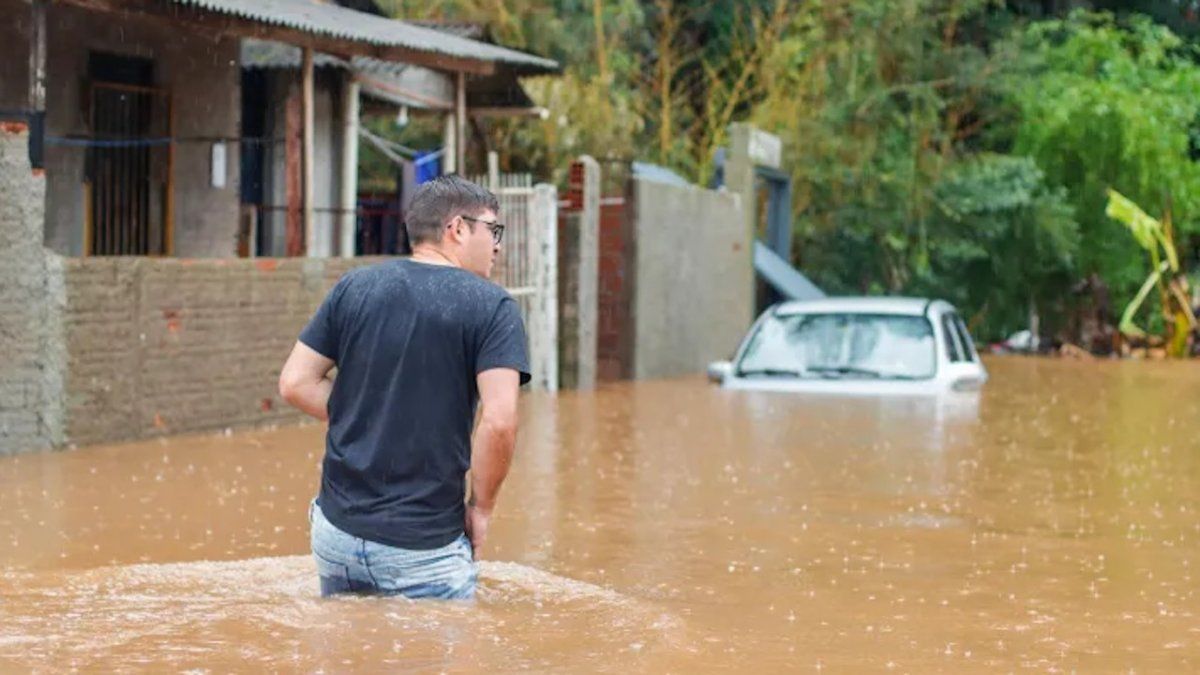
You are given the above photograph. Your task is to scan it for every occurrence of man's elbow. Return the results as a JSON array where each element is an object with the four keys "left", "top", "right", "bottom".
[
  {"left": 278, "top": 369, "right": 302, "bottom": 405},
  {"left": 481, "top": 412, "right": 518, "bottom": 444}
]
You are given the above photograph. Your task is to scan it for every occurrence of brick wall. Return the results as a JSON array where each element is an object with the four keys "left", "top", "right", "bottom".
[
  {"left": 61, "top": 257, "right": 375, "bottom": 446},
  {"left": 596, "top": 201, "right": 629, "bottom": 382}
]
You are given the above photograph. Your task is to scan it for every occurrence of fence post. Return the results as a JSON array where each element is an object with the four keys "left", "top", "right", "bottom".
[
  {"left": 575, "top": 156, "right": 600, "bottom": 388},
  {"left": 487, "top": 151, "right": 500, "bottom": 191},
  {"left": 529, "top": 183, "right": 559, "bottom": 391}
]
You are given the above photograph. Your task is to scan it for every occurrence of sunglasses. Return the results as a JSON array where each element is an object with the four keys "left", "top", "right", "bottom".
[{"left": 460, "top": 215, "right": 505, "bottom": 245}]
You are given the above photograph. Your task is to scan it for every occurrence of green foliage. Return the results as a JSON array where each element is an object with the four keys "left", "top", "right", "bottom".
[
  {"left": 921, "top": 155, "right": 1079, "bottom": 337},
  {"left": 357, "top": 2, "right": 1200, "bottom": 343},
  {"left": 752, "top": 1, "right": 1003, "bottom": 294},
  {"left": 749, "top": 5, "right": 1200, "bottom": 340},
  {"left": 997, "top": 11, "right": 1200, "bottom": 304}
]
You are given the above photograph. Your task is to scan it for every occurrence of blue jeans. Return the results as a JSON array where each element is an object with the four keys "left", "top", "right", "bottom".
[{"left": 309, "top": 500, "right": 477, "bottom": 600}]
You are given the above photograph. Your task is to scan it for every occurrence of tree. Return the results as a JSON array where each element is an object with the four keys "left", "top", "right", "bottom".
[
  {"left": 921, "top": 155, "right": 1079, "bottom": 338},
  {"left": 996, "top": 11, "right": 1200, "bottom": 307},
  {"left": 752, "top": 0, "right": 1003, "bottom": 292}
]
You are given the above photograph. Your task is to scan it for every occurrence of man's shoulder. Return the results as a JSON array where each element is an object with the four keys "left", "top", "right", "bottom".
[
  {"left": 340, "top": 259, "right": 514, "bottom": 308},
  {"left": 333, "top": 260, "right": 389, "bottom": 286},
  {"left": 425, "top": 265, "right": 515, "bottom": 306}
]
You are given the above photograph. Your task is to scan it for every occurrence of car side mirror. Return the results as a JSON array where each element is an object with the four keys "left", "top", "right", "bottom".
[{"left": 707, "top": 360, "right": 733, "bottom": 383}]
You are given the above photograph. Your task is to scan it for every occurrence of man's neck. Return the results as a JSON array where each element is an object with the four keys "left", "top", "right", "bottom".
[{"left": 410, "top": 245, "right": 461, "bottom": 268}]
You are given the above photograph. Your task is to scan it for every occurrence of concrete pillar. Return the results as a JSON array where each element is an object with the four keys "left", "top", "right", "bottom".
[
  {"left": 725, "top": 123, "right": 782, "bottom": 330},
  {"left": 339, "top": 76, "right": 360, "bottom": 258},
  {"left": 487, "top": 150, "right": 499, "bottom": 190},
  {"left": 455, "top": 71, "right": 466, "bottom": 175},
  {"left": 559, "top": 156, "right": 600, "bottom": 389},
  {"left": 529, "top": 183, "right": 559, "bottom": 392},
  {"left": 442, "top": 113, "right": 456, "bottom": 174}
]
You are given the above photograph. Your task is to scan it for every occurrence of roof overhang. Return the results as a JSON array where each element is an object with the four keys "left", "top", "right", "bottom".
[
  {"left": 58, "top": 0, "right": 559, "bottom": 76},
  {"left": 243, "top": 39, "right": 550, "bottom": 115}
]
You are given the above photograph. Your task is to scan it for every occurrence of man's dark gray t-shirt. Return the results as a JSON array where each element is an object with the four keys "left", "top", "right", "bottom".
[{"left": 299, "top": 259, "right": 530, "bottom": 550}]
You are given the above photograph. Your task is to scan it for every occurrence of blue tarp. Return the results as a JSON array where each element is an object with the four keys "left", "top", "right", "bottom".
[
  {"left": 754, "top": 240, "right": 825, "bottom": 301},
  {"left": 414, "top": 150, "right": 441, "bottom": 183}
]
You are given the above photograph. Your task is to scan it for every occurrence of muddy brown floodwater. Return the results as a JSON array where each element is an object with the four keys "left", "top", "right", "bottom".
[{"left": 1, "top": 357, "right": 1199, "bottom": 672}]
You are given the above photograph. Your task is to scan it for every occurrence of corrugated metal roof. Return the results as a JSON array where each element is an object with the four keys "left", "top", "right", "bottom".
[
  {"left": 242, "top": 39, "right": 456, "bottom": 109},
  {"left": 173, "top": 0, "right": 559, "bottom": 73},
  {"left": 404, "top": 20, "right": 484, "bottom": 40},
  {"left": 241, "top": 39, "right": 346, "bottom": 69},
  {"left": 242, "top": 39, "right": 538, "bottom": 111}
]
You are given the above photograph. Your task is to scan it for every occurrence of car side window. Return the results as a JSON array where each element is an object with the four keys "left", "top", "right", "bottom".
[
  {"left": 941, "top": 314, "right": 966, "bottom": 362},
  {"left": 952, "top": 315, "right": 978, "bottom": 362}
]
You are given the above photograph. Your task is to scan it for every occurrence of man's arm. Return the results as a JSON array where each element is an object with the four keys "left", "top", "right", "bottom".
[
  {"left": 465, "top": 367, "right": 521, "bottom": 556},
  {"left": 278, "top": 341, "right": 336, "bottom": 421}
]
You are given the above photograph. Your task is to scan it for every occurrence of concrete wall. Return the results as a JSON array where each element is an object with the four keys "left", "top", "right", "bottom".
[
  {"left": 626, "top": 177, "right": 749, "bottom": 380},
  {"left": 168, "top": 27, "right": 241, "bottom": 258},
  {"left": 60, "top": 257, "right": 375, "bottom": 447},
  {"left": 0, "top": 0, "right": 30, "bottom": 112},
  {"left": 0, "top": 123, "right": 65, "bottom": 455},
  {"left": 557, "top": 210, "right": 584, "bottom": 387},
  {"left": 0, "top": 2, "right": 241, "bottom": 257}
]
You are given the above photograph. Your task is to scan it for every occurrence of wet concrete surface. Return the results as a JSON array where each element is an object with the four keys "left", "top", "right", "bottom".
[{"left": 1, "top": 357, "right": 1198, "bottom": 671}]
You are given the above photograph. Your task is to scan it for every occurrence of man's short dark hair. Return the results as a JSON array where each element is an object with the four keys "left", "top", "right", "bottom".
[{"left": 405, "top": 175, "right": 500, "bottom": 246}]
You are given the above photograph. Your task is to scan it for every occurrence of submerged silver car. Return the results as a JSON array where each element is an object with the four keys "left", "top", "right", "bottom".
[{"left": 708, "top": 297, "right": 988, "bottom": 395}]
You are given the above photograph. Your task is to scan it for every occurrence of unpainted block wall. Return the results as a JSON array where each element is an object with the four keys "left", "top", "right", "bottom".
[
  {"left": 62, "top": 257, "right": 375, "bottom": 446},
  {"left": 0, "top": 123, "right": 64, "bottom": 455}
]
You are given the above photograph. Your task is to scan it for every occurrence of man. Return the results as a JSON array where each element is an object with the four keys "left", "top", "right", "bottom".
[{"left": 279, "top": 175, "right": 529, "bottom": 600}]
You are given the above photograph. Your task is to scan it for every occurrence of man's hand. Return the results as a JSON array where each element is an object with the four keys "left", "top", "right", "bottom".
[{"left": 464, "top": 502, "right": 492, "bottom": 557}]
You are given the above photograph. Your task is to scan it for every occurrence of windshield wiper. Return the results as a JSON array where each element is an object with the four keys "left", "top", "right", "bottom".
[
  {"left": 806, "top": 365, "right": 880, "bottom": 378},
  {"left": 737, "top": 367, "right": 804, "bottom": 378},
  {"left": 805, "top": 365, "right": 918, "bottom": 380}
]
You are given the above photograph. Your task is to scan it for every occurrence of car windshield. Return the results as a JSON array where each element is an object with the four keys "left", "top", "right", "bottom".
[{"left": 737, "top": 312, "right": 936, "bottom": 380}]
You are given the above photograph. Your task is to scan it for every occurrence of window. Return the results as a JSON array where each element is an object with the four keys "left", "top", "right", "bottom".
[
  {"left": 953, "top": 314, "right": 979, "bottom": 362},
  {"left": 738, "top": 313, "right": 937, "bottom": 380},
  {"left": 85, "top": 52, "right": 170, "bottom": 256},
  {"left": 941, "top": 314, "right": 967, "bottom": 362}
]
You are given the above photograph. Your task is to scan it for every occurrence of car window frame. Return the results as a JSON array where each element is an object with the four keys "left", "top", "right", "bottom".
[{"left": 940, "top": 313, "right": 968, "bottom": 363}]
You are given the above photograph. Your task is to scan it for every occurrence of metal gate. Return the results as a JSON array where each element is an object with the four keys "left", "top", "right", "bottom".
[
  {"left": 86, "top": 82, "right": 172, "bottom": 256},
  {"left": 471, "top": 171, "right": 559, "bottom": 391}
]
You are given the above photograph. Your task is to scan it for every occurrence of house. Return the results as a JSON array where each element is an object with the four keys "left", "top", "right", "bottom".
[
  {"left": 238, "top": 17, "right": 558, "bottom": 258},
  {"left": 0, "top": 0, "right": 557, "bottom": 259},
  {"left": 0, "top": 0, "right": 560, "bottom": 454}
]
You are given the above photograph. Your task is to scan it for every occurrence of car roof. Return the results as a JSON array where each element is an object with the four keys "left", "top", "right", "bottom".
[{"left": 772, "top": 296, "right": 955, "bottom": 317}]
